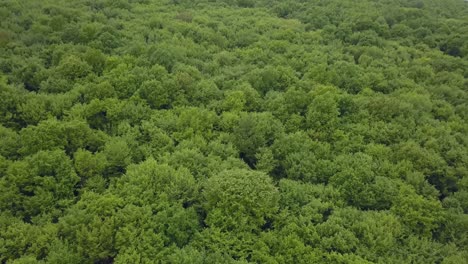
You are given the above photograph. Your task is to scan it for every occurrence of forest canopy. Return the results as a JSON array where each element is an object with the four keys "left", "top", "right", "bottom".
[{"left": 0, "top": 0, "right": 467, "bottom": 263}]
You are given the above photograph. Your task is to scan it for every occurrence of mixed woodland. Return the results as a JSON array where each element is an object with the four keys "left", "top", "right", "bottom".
[{"left": 0, "top": 0, "right": 467, "bottom": 263}]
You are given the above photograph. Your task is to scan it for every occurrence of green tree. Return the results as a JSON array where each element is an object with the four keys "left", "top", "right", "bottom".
[
  {"left": 391, "top": 185, "right": 445, "bottom": 237},
  {"left": 59, "top": 192, "right": 123, "bottom": 262},
  {"left": 202, "top": 169, "right": 279, "bottom": 232},
  {"left": 233, "top": 112, "right": 283, "bottom": 166},
  {"left": 0, "top": 150, "right": 79, "bottom": 220}
]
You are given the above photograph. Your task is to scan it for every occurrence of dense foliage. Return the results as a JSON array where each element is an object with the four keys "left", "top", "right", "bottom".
[{"left": 1, "top": 0, "right": 467, "bottom": 263}]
